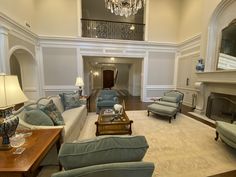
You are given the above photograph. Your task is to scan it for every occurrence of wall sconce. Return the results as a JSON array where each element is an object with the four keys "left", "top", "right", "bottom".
[{"left": 93, "top": 72, "right": 99, "bottom": 76}]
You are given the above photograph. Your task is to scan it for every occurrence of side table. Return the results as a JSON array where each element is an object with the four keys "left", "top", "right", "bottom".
[{"left": 0, "top": 128, "right": 62, "bottom": 177}]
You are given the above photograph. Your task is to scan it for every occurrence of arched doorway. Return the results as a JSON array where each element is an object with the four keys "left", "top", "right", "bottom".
[{"left": 9, "top": 48, "right": 39, "bottom": 101}]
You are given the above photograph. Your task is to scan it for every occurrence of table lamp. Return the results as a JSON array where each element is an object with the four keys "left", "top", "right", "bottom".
[
  {"left": 0, "top": 74, "right": 28, "bottom": 150},
  {"left": 75, "top": 77, "right": 84, "bottom": 96}
]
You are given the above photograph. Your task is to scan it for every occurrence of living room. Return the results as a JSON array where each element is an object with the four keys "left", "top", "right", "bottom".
[{"left": 0, "top": 0, "right": 236, "bottom": 177}]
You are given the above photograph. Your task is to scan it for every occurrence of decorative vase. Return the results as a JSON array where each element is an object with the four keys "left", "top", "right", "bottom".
[{"left": 196, "top": 59, "right": 205, "bottom": 72}]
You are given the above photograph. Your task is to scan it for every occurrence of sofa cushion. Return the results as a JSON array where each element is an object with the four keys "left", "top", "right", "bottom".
[
  {"left": 40, "top": 100, "right": 65, "bottom": 125},
  {"left": 52, "top": 162, "right": 155, "bottom": 177},
  {"left": 60, "top": 92, "right": 81, "bottom": 110},
  {"left": 58, "top": 135, "right": 149, "bottom": 170},
  {"left": 24, "top": 109, "right": 54, "bottom": 126},
  {"left": 148, "top": 103, "right": 177, "bottom": 115}
]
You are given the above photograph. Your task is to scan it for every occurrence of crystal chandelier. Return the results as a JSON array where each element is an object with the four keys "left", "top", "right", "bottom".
[{"left": 105, "top": 0, "right": 145, "bottom": 18}]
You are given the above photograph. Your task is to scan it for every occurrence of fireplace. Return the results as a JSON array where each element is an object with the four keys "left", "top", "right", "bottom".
[{"left": 206, "top": 92, "right": 236, "bottom": 123}]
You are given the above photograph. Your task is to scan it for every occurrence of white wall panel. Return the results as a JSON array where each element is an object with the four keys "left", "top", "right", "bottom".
[{"left": 42, "top": 47, "right": 77, "bottom": 85}]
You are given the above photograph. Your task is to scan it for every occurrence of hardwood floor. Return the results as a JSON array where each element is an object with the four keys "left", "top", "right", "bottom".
[{"left": 88, "top": 91, "right": 236, "bottom": 177}]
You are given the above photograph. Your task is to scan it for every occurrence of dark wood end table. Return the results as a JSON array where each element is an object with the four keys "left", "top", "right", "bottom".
[{"left": 0, "top": 128, "right": 62, "bottom": 177}]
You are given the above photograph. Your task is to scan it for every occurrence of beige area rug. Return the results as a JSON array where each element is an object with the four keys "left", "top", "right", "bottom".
[{"left": 79, "top": 110, "right": 236, "bottom": 177}]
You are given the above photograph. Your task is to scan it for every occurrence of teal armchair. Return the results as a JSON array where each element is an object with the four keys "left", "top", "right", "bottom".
[
  {"left": 96, "top": 90, "right": 119, "bottom": 113},
  {"left": 52, "top": 135, "right": 154, "bottom": 177}
]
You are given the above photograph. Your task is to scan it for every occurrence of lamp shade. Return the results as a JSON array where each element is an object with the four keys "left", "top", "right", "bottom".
[
  {"left": 75, "top": 77, "right": 84, "bottom": 87},
  {"left": 0, "top": 75, "right": 28, "bottom": 109}
]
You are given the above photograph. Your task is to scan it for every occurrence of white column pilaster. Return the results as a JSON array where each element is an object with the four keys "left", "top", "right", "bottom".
[
  {"left": 0, "top": 26, "right": 9, "bottom": 74},
  {"left": 35, "top": 44, "right": 45, "bottom": 97}
]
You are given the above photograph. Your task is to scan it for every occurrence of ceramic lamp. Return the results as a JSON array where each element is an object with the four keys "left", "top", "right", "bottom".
[
  {"left": 0, "top": 74, "right": 28, "bottom": 150},
  {"left": 75, "top": 77, "right": 84, "bottom": 96}
]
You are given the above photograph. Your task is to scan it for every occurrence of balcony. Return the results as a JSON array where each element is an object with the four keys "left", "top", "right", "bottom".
[{"left": 81, "top": 19, "right": 145, "bottom": 41}]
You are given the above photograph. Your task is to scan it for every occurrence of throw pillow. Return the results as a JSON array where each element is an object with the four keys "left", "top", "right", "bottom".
[
  {"left": 40, "top": 100, "right": 65, "bottom": 125},
  {"left": 60, "top": 92, "right": 81, "bottom": 110},
  {"left": 58, "top": 135, "right": 149, "bottom": 170},
  {"left": 24, "top": 109, "right": 54, "bottom": 126}
]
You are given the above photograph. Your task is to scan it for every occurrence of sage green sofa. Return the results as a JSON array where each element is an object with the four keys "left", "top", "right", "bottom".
[
  {"left": 215, "top": 121, "right": 236, "bottom": 149},
  {"left": 52, "top": 135, "right": 155, "bottom": 177}
]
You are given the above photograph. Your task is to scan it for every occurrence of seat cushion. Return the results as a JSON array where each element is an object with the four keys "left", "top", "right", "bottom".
[
  {"left": 148, "top": 103, "right": 177, "bottom": 115},
  {"left": 58, "top": 135, "right": 149, "bottom": 170},
  {"left": 52, "top": 162, "right": 155, "bottom": 177},
  {"left": 216, "top": 121, "right": 236, "bottom": 143}
]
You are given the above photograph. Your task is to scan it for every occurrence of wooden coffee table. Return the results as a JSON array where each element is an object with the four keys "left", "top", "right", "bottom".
[
  {"left": 0, "top": 128, "right": 62, "bottom": 177},
  {"left": 95, "top": 109, "right": 133, "bottom": 136}
]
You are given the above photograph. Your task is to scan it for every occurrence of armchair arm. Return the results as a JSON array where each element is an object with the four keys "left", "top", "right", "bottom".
[
  {"left": 97, "top": 97, "right": 103, "bottom": 102},
  {"left": 113, "top": 96, "right": 118, "bottom": 102}
]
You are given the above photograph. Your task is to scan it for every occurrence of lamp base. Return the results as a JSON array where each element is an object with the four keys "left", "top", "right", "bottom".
[{"left": 0, "top": 143, "right": 12, "bottom": 150}]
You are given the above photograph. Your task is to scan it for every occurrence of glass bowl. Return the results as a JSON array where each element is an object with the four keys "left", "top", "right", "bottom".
[{"left": 10, "top": 133, "right": 25, "bottom": 148}]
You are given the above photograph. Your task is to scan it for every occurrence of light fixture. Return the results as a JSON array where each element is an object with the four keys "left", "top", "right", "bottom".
[
  {"left": 75, "top": 77, "right": 84, "bottom": 96},
  {"left": 110, "top": 57, "right": 115, "bottom": 61},
  {"left": 0, "top": 74, "right": 28, "bottom": 150},
  {"left": 105, "top": 0, "right": 145, "bottom": 18},
  {"left": 93, "top": 72, "right": 99, "bottom": 76},
  {"left": 130, "top": 24, "right": 135, "bottom": 30}
]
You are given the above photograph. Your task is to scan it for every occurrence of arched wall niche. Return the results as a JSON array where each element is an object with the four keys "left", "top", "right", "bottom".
[
  {"left": 8, "top": 45, "right": 40, "bottom": 101},
  {"left": 206, "top": 0, "right": 236, "bottom": 71}
]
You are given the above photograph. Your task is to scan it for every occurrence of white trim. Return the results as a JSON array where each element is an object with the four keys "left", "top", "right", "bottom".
[
  {"left": 177, "top": 87, "right": 198, "bottom": 92},
  {"left": 44, "top": 85, "right": 78, "bottom": 91},
  {"left": 23, "top": 87, "right": 37, "bottom": 92},
  {"left": 8, "top": 45, "right": 35, "bottom": 59},
  {"left": 146, "top": 85, "right": 176, "bottom": 90},
  {"left": 178, "top": 51, "right": 200, "bottom": 59},
  {"left": 0, "top": 12, "right": 38, "bottom": 43},
  {"left": 38, "top": 46, "right": 46, "bottom": 97},
  {"left": 178, "top": 34, "right": 201, "bottom": 50}
]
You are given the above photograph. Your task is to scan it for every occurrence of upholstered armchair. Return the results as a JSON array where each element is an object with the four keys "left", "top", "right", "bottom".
[
  {"left": 147, "top": 90, "right": 184, "bottom": 123},
  {"left": 52, "top": 136, "right": 155, "bottom": 177},
  {"left": 156, "top": 90, "right": 184, "bottom": 112},
  {"left": 96, "top": 90, "right": 119, "bottom": 113},
  {"left": 215, "top": 121, "right": 236, "bottom": 149}
]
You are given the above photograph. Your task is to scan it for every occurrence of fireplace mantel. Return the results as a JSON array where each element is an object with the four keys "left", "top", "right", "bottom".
[{"left": 196, "top": 70, "right": 236, "bottom": 84}]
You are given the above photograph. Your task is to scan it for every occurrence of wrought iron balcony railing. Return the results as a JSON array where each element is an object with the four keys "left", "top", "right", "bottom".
[{"left": 81, "top": 19, "right": 145, "bottom": 41}]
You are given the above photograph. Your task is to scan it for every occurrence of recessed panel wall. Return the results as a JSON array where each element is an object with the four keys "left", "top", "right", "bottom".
[
  {"left": 42, "top": 47, "right": 77, "bottom": 85},
  {"left": 147, "top": 52, "right": 175, "bottom": 85}
]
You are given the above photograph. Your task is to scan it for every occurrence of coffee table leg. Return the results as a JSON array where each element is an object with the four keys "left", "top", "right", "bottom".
[
  {"left": 129, "top": 121, "right": 133, "bottom": 135},
  {"left": 95, "top": 122, "right": 99, "bottom": 136}
]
